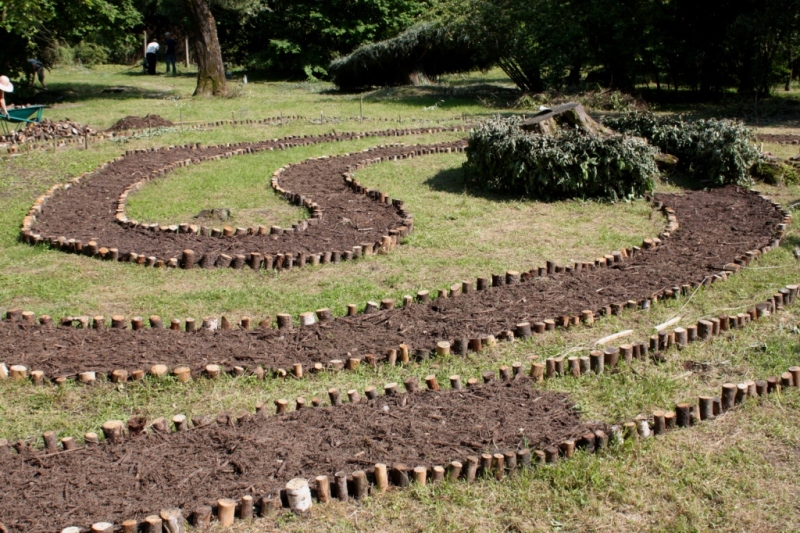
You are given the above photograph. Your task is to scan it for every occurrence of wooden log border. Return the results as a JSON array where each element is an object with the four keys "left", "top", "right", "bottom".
[
  {"left": 2, "top": 113, "right": 476, "bottom": 155},
  {"left": 20, "top": 127, "right": 471, "bottom": 271},
  {"left": 0, "top": 279, "right": 797, "bottom": 388},
  {"left": 2, "top": 356, "right": 798, "bottom": 533}
]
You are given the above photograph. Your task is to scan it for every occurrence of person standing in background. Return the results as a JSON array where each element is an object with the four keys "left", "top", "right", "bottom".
[
  {"left": 146, "top": 39, "right": 160, "bottom": 75},
  {"left": 164, "top": 33, "right": 178, "bottom": 75},
  {"left": 0, "top": 75, "right": 13, "bottom": 118},
  {"left": 26, "top": 59, "right": 47, "bottom": 89}
]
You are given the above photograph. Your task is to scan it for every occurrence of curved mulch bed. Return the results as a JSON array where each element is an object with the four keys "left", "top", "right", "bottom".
[
  {"left": 0, "top": 378, "right": 599, "bottom": 533},
  {"left": 1, "top": 184, "right": 787, "bottom": 379},
  {"left": 23, "top": 127, "right": 468, "bottom": 266}
]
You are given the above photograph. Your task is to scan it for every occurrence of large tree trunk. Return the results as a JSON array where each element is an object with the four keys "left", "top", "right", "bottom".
[{"left": 184, "top": 0, "right": 226, "bottom": 97}]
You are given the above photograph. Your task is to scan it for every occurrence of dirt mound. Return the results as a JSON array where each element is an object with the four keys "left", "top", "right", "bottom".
[
  {"left": 0, "top": 379, "right": 600, "bottom": 532},
  {"left": 107, "top": 114, "right": 174, "bottom": 132}
]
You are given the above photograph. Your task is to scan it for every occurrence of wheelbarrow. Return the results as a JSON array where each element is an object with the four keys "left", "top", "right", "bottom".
[{"left": 0, "top": 105, "right": 45, "bottom": 136}]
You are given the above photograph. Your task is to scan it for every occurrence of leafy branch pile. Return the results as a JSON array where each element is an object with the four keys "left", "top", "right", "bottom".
[
  {"left": 464, "top": 116, "right": 658, "bottom": 201},
  {"left": 328, "top": 23, "right": 493, "bottom": 90},
  {"left": 603, "top": 113, "right": 760, "bottom": 186}
]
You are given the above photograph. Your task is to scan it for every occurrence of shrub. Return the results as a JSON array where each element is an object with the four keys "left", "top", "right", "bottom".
[
  {"left": 329, "top": 23, "right": 493, "bottom": 90},
  {"left": 73, "top": 41, "right": 109, "bottom": 66},
  {"left": 751, "top": 160, "right": 800, "bottom": 186},
  {"left": 464, "top": 116, "right": 658, "bottom": 201},
  {"left": 602, "top": 113, "right": 760, "bottom": 186}
]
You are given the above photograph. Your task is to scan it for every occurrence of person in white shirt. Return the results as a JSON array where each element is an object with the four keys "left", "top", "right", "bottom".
[{"left": 146, "top": 40, "right": 160, "bottom": 75}]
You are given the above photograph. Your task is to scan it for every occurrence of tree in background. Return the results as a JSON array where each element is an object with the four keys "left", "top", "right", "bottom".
[
  {"left": 0, "top": 0, "right": 141, "bottom": 79},
  {"left": 222, "top": 0, "right": 429, "bottom": 78}
]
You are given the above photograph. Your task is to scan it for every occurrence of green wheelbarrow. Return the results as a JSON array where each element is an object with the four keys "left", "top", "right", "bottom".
[{"left": 1, "top": 105, "right": 45, "bottom": 136}]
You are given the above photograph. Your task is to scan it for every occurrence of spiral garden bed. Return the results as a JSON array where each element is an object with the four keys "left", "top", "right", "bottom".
[
  {"left": 1, "top": 121, "right": 797, "bottom": 533},
  {"left": 3, "top": 132, "right": 789, "bottom": 380}
]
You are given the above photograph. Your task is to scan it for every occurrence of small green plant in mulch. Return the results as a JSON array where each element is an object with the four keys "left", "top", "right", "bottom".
[
  {"left": 464, "top": 116, "right": 658, "bottom": 201},
  {"left": 602, "top": 112, "right": 760, "bottom": 186}
]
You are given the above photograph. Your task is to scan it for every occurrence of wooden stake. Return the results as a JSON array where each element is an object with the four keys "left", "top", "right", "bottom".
[
  {"left": 144, "top": 515, "right": 162, "bottom": 533},
  {"left": 698, "top": 396, "right": 714, "bottom": 421},
  {"left": 436, "top": 341, "right": 451, "bottom": 357},
  {"left": 675, "top": 403, "right": 692, "bottom": 427},
  {"left": 101, "top": 420, "right": 125, "bottom": 443},
  {"left": 217, "top": 499, "right": 236, "bottom": 526},
  {"left": 589, "top": 350, "right": 604, "bottom": 374},
  {"left": 721, "top": 383, "right": 737, "bottom": 411},
  {"left": 425, "top": 375, "right": 440, "bottom": 390},
  {"left": 160, "top": 509, "right": 185, "bottom": 533},
  {"left": 652, "top": 411, "right": 666, "bottom": 435},
  {"left": 192, "top": 506, "right": 212, "bottom": 528},
  {"left": 375, "top": 464, "right": 389, "bottom": 492},
  {"left": 316, "top": 475, "right": 331, "bottom": 503},
  {"left": 530, "top": 362, "right": 544, "bottom": 382},
  {"left": 286, "top": 478, "right": 313, "bottom": 512},
  {"left": 172, "top": 414, "right": 188, "bottom": 432},
  {"left": 240, "top": 496, "right": 254, "bottom": 521},
  {"left": 413, "top": 466, "right": 427, "bottom": 485},
  {"left": 447, "top": 461, "right": 463, "bottom": 480},
  {"left": 465, "top": 456, "right": 479, "bottom": 481}
]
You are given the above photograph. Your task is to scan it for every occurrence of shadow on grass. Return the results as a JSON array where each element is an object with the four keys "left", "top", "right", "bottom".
[
  {"left": 9, "top": 80, "right": 183, "bottom": 106},
  {"left": 424, "top": 165, "right": 529, "bottom": 204}
]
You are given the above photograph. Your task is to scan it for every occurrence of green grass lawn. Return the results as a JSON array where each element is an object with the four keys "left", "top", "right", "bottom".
[{"left": 2, "top": 65, "right": 800, "bottom": 533}]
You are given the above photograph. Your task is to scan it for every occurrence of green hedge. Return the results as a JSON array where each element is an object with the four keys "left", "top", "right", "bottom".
[
  {"left": 329, "top": 23, "right": 493, "bottom": 90},
  {"left": 602, "top": 113, "right": 759, "bottom": 186},
  {"left": 464, "top": 116, "right": 658, "bottom": 201}
]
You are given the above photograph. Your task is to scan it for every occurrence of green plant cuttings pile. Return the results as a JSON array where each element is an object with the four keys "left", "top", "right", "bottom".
[
  {"left": 603, "top": 113, "right": 760, "bottom": 186},
  {"left": 464, "top": 116, "right": 658, "bottom": 201}
]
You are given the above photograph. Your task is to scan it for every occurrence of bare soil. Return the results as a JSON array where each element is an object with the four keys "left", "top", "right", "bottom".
[
  {"left": 106, "top": 114, "right": 174, "bottom": 132},
  {"left": 4, "top": 184, "right": 784, "bottom": 379},
  {"left": 0, "top": 378, "right": 600, "bottom": 533}
]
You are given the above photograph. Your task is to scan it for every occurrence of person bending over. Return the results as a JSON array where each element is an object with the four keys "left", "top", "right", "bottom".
[
  {"left": 146, "top": 39, "right": 160, "bottom": 75},
  {"left": 27, "top": 59, "right": 47, "bottom": 89}
]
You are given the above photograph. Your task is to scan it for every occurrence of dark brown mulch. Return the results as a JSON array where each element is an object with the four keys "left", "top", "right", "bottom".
[
  {"left": 29, "top": 131, "right": 461, "bottom": 261},
  {"left": 106, "top": 114, "right": 174, "bottom": 132},
  {"left": 5, "top": 184, "right": 783, "bottom": 379},
  {"left": 0, "top": 379, "right": 599, "bottom": 533}
]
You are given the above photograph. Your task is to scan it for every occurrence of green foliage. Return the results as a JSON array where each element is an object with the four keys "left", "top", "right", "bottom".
[
  {"left": 464, "top": 116, "right": 658, "bottom": 201},
  {"left": 73, "top": 42, "right": 111, "bottom": 66},
  {"left": 751, "top": 160, "right": 800, "bottom": 186},
  {"left": 0, "top": 0, "right": 141, "bottom": 76},
  {"left": 329, "top": 22, "right": 492, "bottom": 90},
  {"left": 217, "top": 0, "right": 430, "bottom": 77},
  {"left": 603, "top": 113, "right": 760, "bottom": 186}
]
